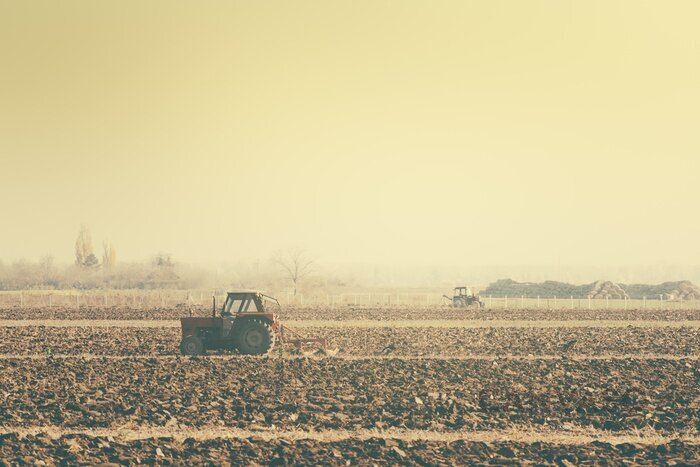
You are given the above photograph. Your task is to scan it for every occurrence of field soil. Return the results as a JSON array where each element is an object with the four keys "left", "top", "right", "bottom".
[
  {"left": 2, "top": 305, "right": 700, "bottom": 321},
  {"left": 2, "top": 358, "right": 697, "bottom": 433},
  {"left": 0, "top": 305, "right": 698, "bottom": 465},
  {"left": 1, "top": 433, "right": 698, "bottom": 466},
  {"left": 1, "top": 326, "right": 698, "bottom": 357}
]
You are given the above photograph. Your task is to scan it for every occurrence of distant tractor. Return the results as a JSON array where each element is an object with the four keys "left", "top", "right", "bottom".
[
  {"left": 443, "top": 286, "right": 484, "bottom": 308},
  {"left": 179, "top": 290, "right": 327, "bottom": 356}
]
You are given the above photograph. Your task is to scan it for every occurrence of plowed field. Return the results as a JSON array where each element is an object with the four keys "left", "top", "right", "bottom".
[
  {"left": 2, "top": 305, "right": 699, "bottom": 321},
  {"left": 0, "top": 305, "right": 697, "bottom": 465}
]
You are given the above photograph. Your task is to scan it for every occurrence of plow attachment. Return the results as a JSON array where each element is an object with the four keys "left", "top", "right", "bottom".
[{"left": 279, "top": 324, "right": 338, "bottom": 356}]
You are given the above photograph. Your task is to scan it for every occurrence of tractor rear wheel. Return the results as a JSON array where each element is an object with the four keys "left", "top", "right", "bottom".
[
  {"left": 234, "top": 319, "right": 275, "bottom": 355},
  {"left": 180, "top": 336, "right": 205, "bottom": 356}
]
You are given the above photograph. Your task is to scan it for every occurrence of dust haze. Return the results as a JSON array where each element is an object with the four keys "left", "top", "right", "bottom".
[
  {"left": 2, "top": 3, "right": 700, "bottom": 465},
  {"left": 1, "top": 1, "right": 699, "bottom": 286}
]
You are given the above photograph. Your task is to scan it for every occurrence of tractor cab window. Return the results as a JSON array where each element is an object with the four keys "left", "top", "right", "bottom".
[
  {"left": 223, "top": 295, "right": 260, "bottom": 316},
  {"left": 242, "top": 298, "right": 260, "bottom": 312},
  {"left": 223, "top": 298, "right": 246, "bottom": 316}
]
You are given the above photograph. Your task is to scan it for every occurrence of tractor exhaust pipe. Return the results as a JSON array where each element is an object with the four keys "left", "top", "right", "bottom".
[{"left": 212, "top": 295, "right": 216, "bottom": 318}]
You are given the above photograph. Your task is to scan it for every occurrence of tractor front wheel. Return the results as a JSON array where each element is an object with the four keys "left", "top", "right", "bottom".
[
  {"left": 180, "top": 336, "right": 205, "bottom": 356},
  {"left": 234, "top": 319, "right": 275, "bottom": 355}
]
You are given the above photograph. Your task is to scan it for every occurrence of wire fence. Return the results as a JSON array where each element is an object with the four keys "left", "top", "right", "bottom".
[{"left": 0, "top": 290, "right": 698, "bottom": 310}]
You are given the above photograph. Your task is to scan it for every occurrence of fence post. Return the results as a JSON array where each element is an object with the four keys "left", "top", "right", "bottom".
[
  {"left": 537, "top": 296, "right": 540, "bottom": 308},
  {"left": 606, "top": 297, "right": 609, "bottom": 309},
  {"left": 19, "top": 291, "right": 23, "bottom": 308},
  {"left": 570, "top": 296, "right": 574, "bottom": 309},
  {"left": 588, "top": 296, "right": 591, "bottom": 310},
  {"left": 48, "top": 294, "right": 52, "bottom": 307},
  {"left": 643, "top": 296, "right": 646, "bottom": 309},
  {"left": 396, "top": 294, "right": 400, "bottom": 306},
  {"left": 489, "top": 295, "right": 492, "bottom": 308},
  {"left": 521, "top": 295, "right": 524, "bottom": 308},
  {"left": 76, "top": 293, "right": 80, "bottom": 308},
  {"left": 553, "top": 296, "right": 557, "bottom": 308},
  {"left": 505, "top": 296, "right": 508, "bottom": 308}
]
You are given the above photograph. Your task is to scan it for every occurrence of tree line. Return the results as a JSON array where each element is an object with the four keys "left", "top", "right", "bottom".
[{"left": 0, "top": 226, "right": 329, "bottom": 294}]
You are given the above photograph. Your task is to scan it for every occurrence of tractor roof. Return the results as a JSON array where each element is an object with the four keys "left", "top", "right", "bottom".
[
  {"left": 227, "top": 289, "right": 261, "bottom": 295},
  {"left": 226, "top": 290, "right": 280, "bottom": 304}
]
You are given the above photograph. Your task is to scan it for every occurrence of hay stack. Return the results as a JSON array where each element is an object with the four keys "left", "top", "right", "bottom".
[
  {"left": 588, "top": 280, "right": 629, "bottom": 299},
  {"left": 663, "top": 281, "right": 700, "bottom": 300}
]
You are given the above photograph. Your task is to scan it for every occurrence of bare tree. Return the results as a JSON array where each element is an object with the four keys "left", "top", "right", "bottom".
[
  {"left": 152, "top": 252, "right": 174, "bottom": 268},
  {"left": 75, "top": 225, "right": 99, "bottom": 268},
  {"left": 272, "top": 248, "right": 315, "bottom": 296},
  {"left": 102, "top": 241, "right": 117, "bottom": 273},
  {"left": 39, "top": 254, "right": 54, "bottom": 283}
]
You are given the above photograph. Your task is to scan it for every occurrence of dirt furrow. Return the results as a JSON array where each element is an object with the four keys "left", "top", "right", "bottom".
[
  {"left": 3, "top": 305, "right": 699, "bottom": 321},
  {"left": 2, "top": 326, "right": 697, "bottom": 356},
  {"left": 2, "top": 318, "right": 700, "bottom": 328},
  {"left": 1, "top": 425, "right": 698, "bottom": 444},
  {"left": 1, "top": 358, "right": 697, "bottom": 433},
  {"left": 1, "top": 432, "right": 697, "bottom": 465}
]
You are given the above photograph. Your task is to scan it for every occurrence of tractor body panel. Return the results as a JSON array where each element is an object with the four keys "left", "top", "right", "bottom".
[{"left": 180, "top": 317, "right": 222, "bottom": 337}]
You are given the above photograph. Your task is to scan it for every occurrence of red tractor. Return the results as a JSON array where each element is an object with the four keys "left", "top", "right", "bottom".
[{"left": 179, "top": 290, "right": 326, "bottom": 356}]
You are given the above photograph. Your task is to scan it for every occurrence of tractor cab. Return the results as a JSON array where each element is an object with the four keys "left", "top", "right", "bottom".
[
  {"left": 454, "top": 286, "right": 473, "bottom": 297},
  {"left": 221, "top": 291, "right": 280, "bottom": 317}
]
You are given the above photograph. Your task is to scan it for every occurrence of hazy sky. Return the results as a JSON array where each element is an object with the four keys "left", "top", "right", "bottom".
[{"left": 1, "top": 1, "right": 698, "bottom": 270}]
